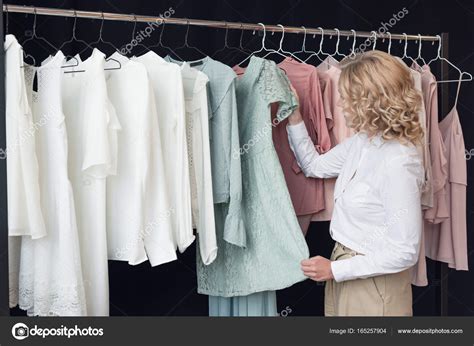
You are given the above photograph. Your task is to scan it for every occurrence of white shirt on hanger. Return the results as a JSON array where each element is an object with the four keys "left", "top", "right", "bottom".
[
  {"left": 105, "top": 52, "right": 176, "bottom": 267},
  {"left": 61, "top": 48, "right": 120, "bottom": 316},
  {"left": 179, "top": 62, "right": 217, "bottom": 265},
  {"left": 4, "top": 34, "right": 46, "bottom": 240},
  {"left": 21, "top": 50, "right": 86, "bottom": 316},
  {"left": 288, "top": 122, "right": 424, "bottom": 282},
  {"left": 133, "top": 52, "right": 194, "bottom": 254}
]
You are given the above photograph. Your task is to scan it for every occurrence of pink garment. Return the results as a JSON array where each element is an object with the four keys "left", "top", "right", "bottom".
[
  {"left": 271, "top": 58, "right": 331, "bottom": 232},
  {"left": 425, "top": 104, "right": 468, "bottom": 271},
  {"left": 311, "top": 57, "right": 354, "bottom": 222},
  {"left": 411, "top": 65, "right": 450, "bottom": 287}
]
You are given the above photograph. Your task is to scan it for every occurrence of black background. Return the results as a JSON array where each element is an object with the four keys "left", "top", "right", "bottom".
[{"left": 3, "top": 0, "right": 473, "bottom": 316}]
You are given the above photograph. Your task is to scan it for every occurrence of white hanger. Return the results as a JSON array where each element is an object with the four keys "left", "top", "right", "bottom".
[
  {"left": 387, "top": 32, "right": 392, "bottom": 55},
  {"left": 294, "top": 26, "right": 318, "bottom": 60},
  {"left": 331, "top": 28, "right": 346, "bottom": 59},
  {"left": 371, "top": 31, "right": 377, "bottom": 50},
  {"left": 237, "top": 23, "right": 276, "bottom": 66},
  {"left": 262, "top": 24, "right": 304, "bottom": 62},
  {"left": 304, "top": 27, "right": 326, "bottom": 63},
  {"left": 348, "top": 29, "right": 357, "bottom": 57},
  {"left": 427, "top": 34, "right": 473, "bottom": 84},
  {"left": 415, "top": 34, "right": 427, "bottom": 65}
]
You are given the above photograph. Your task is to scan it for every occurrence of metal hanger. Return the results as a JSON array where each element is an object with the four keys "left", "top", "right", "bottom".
[
  {"left": 213, "top": 22, "right": 251, "bottom": 62},
  {"left": 330, "top": 28, "right": 346, "bottom": 59},
  {"left": 238, "top": 23, "right": 253, "bottom": 54},
  {"left": 415, "top": 34, "right": 427, "bottom": 65},
  {"left": 268, "top": 24, "right": 304, "bottom": 62},
  {"left": 348, "top": 29, "right": 357, "bottom": 57},
  {"left": 293, "top": 26, "right": 318, "bottom": 60},
  {"left": 79, "top": 12, "right": 122, "bottom": 57},
  {"left": 4, "top": 5, "right": 35, "bottom": 67},
  {"left": 173, "top": 19, "right": 207, "bottom": 58},
  {"left": 400, "top": 33, "right": 417, "bottom": 64},
  {"left": 428, "top": 35, "right": 473, "bottom": 84},
  {"left": 371, "top": 31, "right": 377, "bottom": 51},
  {"left": 143, "top": 20, "right": 184, "bottom": 60},
  {"left": 261, "top": 24, "right": 300, "bottom": 61},
  {"left": 22, "top": 8, "right": 60, "bottom": 54},
  {"left": 304, "top": 27, "right": 326, "bottom": 63},
  {"left": 237, "top": 23, "right": 274, "bottom": 66},
  {"left": 128, "top": 14, "right": 151, "bottom": 55},
  {"left": 387, "top": 32, "right": 392, "bottom": 55},
  {"left": 59, "top": 10, "right": 94, "bottom": 55}
]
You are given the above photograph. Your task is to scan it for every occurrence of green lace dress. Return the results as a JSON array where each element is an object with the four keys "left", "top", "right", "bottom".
[{"left": 197, "top": 56, "right": 310, "bottom": 316}]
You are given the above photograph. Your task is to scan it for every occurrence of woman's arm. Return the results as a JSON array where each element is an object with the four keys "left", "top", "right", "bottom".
[{"left": 287, "top": 109, "right": 351, "bottom": 179}]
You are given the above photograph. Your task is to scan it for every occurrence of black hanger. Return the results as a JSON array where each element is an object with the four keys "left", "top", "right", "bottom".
[{"left": 172, "top": 19, "right": 207, "bottom": 59}]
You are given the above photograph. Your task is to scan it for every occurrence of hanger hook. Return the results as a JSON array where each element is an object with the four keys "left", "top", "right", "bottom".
[
  {"left": 318, "top": 27, "right": 324, "bottom": 54},
  {"left": 350, "top": 29, "right": 357, "bottom": 55},
  {"left": 436, "top": 34, "right": 442, "bottom": 59},
  {"left": 159, "top": 20, "right": 166, "bottom": 45},
  {"left": 5, "top": 4, "right": 9, "bottom": 34},
  {"left": 72, "top": 10, "right": 78, "bottom": 39},
  {"left": 99, "top": 11, "right": 105, "bottom": 41},
  {"left": 223, "top": 21, "right": 229, "bottom": 48},
  {"left": 334, "top": 28, "right": 341, "bottom": 54},
  {"left": 239, "top": 23, "right": 245, "bottom": 50},
  {"left": 417, "top": 34, "right": 423, "bottom": 59},
  {"left": 387, "top": 32, "right": 392, "bottom": 54},
  {"left": 132, "top": 14, "right": 138, "bottom": 40},
  {"left": 33, "top": 7, "right": 38, "bottom": 37},
  {"left": 277, "top": 24, "right": 285, "bottom": 51},
  {"left": 371, "top": 31, "right": 377, "bottom": 50},
  {"left": 403, "top": 33, "right": 408, "bottom": 57},
  {"left": 184, "top": 19, "right": 191, "bottom": 47},
  {"left": 257, "top": 23, "right": 266, "bottom": 50},
  {"left": 301, "top": 26, "right": 307, "bottom": 52}
]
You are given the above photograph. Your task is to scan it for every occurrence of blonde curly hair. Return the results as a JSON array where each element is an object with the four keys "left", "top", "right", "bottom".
[{"left": 338, "top": 50, "right": 424, "bottom": 145}]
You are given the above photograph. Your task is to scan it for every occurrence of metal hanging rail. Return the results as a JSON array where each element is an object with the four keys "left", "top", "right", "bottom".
[{"left": 3, "top": 4, "right": 440, "bottom": 42}]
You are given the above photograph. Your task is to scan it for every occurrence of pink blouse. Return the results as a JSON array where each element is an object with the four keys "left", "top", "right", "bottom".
[{"left": 272, "top": 57, "right": 331, "bottom": 217}]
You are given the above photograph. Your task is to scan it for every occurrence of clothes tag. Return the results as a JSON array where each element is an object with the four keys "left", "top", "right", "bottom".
[{"left": 190, "top": 61, "right": 204, "bottom": 67}]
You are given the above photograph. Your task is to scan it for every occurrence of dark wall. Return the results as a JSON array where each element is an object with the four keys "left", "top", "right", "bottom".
[{"left": 4, "top": 0, "right": 474, "bottom": 316}]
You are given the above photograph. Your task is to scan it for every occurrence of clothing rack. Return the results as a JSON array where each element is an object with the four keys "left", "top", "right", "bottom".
[
  {"left": 0, "top": 3, "right": 450, "bottom": 317},
  {"left": 3, "top": 4, "right": 439, "bottom": 41}
]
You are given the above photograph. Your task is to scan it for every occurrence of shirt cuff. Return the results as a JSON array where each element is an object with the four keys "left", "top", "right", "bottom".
[
  {"left": 331, "top": 258, "right": 353, "bottom": 283},
  {"left": 286, "top": 121, "right": 309, "bottom": 140}
]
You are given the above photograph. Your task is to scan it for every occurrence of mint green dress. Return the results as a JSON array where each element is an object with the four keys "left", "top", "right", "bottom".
[{"left": 197, "top": 56, "right": 309, "bottom": 316}]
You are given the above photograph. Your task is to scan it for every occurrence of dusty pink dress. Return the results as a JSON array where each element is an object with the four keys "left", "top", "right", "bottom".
[
  {"left": 424, "top": 84, "right": 468, "bottom": 271},
  {"left": 271, "top": 58, "right": 331, "bottom": 234},
  {"left": 309, "top": 57, "right": 354, "bottom": 223},
  {"left": 411, "top": 65, "right": 450, "bottom": 286}
]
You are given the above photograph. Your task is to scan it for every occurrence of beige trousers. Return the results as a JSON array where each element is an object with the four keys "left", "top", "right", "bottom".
[{"left": 325, "top": 242, "right": 413, "bottom": 316}]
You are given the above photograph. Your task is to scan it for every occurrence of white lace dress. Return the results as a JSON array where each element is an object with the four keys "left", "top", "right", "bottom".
[{"left": 19, "top": 51, "right": 87, "bottom": 316}]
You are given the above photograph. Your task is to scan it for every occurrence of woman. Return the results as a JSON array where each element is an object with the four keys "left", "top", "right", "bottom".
[{"left": 287, "top": 50, "right": 425, "bottom": 316}]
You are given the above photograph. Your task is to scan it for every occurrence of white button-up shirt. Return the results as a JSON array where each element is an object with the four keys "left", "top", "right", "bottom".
[{"left": 287, "top": 122, "right": 424, "bottom": 282}]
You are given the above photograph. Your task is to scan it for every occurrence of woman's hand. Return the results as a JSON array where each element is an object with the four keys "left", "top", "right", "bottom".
[
  {"left": 288, "top": 84, "right": 303, "bottom": 126},
  {"left": 301, "top": 256, "right": 334, "bottom": 282}
]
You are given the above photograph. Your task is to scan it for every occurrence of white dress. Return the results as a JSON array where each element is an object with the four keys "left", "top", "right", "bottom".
[
  {"left": 4, "top": 35, "right": 46, "bottom": 308},
  {"left": 105, "top": 52, "right": 176, "bottom": 266},
  {"left": 133, "top": 52, "right": 194, "bottom": 254},
  {"left": 179, "top": 62, "right": 217, "bottom": 265},
  {"left": 61, "top": 48, "right": 120, "bottom": 316},
  {"left": 20, "top": 51, "right": 87, "bottom": 316}
]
